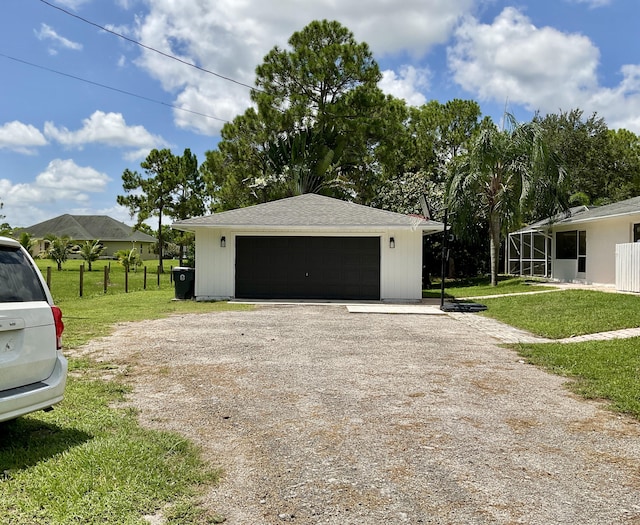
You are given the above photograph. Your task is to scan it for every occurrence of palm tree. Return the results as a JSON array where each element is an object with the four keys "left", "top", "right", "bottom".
[
  {"left": 448, "top": 115, "right": 566, "bottom": 286},
  {"left": 18, "top": 232, "right": 35, "bottom": 256},
  {"left": 46, "top": 235, "right": 72, "bottom": 271},
  {"left": 79, "top": 240, "right": 104, "bottom": 271}
]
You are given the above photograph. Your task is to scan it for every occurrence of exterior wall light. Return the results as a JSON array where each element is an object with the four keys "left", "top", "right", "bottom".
[
  {"left": 220, "top": 236, "right": 226, "bottom": 248},
  {"left": 389, "top": 237, "right": 395, "bottom": 249}
]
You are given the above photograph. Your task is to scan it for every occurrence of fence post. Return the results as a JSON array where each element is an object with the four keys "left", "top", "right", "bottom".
[
  {"left": 157, "top": 265, "right": 160, "bottom": 287},
  {"left": 103, "top": 266, "right": 108, "bottom": 294},
  {"left": 125, "top": 268, "right": 129, "bottom": 293},
  {"left": 144, "top": 266, "right": 147, "bottom": 290},
  {"left": 79, "top": 264, "right": 84, "bottom": 297},
  {"left": 46, "top": 267, "right": 52, "bottom": 289}
]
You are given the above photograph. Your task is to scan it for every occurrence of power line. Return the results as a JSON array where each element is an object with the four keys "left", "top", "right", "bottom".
[
  {"left": 38, "top": 0, "right": 265, "bottom": 95},
  {"left": 0, "top": 52, "right": 229, "bottom": 123}
]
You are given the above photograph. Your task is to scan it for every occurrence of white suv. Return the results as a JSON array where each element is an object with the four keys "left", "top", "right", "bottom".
[{"left": 0, "top": 236, "right": 67, "bottom": 422}]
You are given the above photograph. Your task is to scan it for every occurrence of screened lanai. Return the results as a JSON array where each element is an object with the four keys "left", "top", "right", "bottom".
[
  {"left": 506, "top": 227, "right": 552, "bottom": 277},
  {"left": 506, "top": 206, "right": 589, "bottom": 278}
]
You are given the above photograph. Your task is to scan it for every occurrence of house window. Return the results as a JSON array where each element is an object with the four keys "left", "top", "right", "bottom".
[
  {"left": 578, "top": 231, "right": 586, "bottom": 273},
  {"left": 556, "top": 231, "right": 577, "bottom": 259},
  {"left": 634, "top": 223, "right": 640, "bottom": 242}
]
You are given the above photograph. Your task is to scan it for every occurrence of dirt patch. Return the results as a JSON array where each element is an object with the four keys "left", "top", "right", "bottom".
[{"left": 76, "top": 305, "right": 640, "bottom": 524}]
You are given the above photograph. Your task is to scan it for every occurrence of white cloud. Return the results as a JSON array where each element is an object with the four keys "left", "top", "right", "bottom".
[
  {"left": 0, "top": 159, "right": 110, "bottom": 227},
  {"left": 0, "top": 121, "right": 48, "bottom": 154},
  {"left": 35, "top": 159, "right": 110, "bottom": 196},
  {"left": 379, "top": 66, "right": 430, "bottom": 106},
  {"left": 131, "top": 0, "right": 474, "bottom": 134},
  {"left": 53, "top": 0, "right": 92, "bottom": 8},
  {"left": 565, "top": 0, "right": 612, "bottom": 8},
  {"left": 448, "top": 8, "right": 600, "bottom": 112},
  {"left": 35, "top": 23, "right": 83, "bottom": 52},
  {"left": 447, "top": 7, "right": 640, "bottom": 134},
  {"left": 44, "top": 111, "right": 169, "bottom": 155},
  {"left": 588, "top": 65, "right": 640, "bottom": 132}
]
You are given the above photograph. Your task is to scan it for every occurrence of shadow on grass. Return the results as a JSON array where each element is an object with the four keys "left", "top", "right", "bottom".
[{"left": 0, "top": 417, "right": 91, "bottom": 473}]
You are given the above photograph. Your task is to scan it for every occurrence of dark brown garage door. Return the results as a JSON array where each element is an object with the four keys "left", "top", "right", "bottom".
[{"left": 235, "top": 236, "right": 380, "bottom": 300}]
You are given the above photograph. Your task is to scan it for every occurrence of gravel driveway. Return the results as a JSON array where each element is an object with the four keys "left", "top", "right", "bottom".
[{"left": 79, "top": 305, "right": 640, "bottom": 524}]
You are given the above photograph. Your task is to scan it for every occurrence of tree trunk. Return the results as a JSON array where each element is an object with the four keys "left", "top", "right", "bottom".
[
  {"left": 489, "top": 211, "right": 501, "bottom": 286},
  {"left": 157, "top": 213, "right": 164, "bottom": 273}
]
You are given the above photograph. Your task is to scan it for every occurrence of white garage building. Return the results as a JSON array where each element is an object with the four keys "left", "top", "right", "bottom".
[{"left": 172, "top": 194, "right": 443, "bottom": 302}]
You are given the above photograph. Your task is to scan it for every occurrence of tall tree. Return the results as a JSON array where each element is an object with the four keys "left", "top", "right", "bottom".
[
  {"left": 117, "top": 149, "right": 178, "bottom": 273},
  {"left": 535, "top": 109, "right": 609, "bottom": 205},
  {"left": 372, "top": 98, "right": 482, "bottom": 215},
  {"left": 172, "top": 148, "right": 205, "bottom": 265},
  {"left": 448, "top": 115, "right": 566, "bottom": 286},
  {"left": 202, "top": 20, "right": 387, "bottom": 209},
  {"left": 605, "top": 128, "right": 640, "bottom": 202},
  {"left": 201, "top": 108, "right": 273, "bottom": 211}
]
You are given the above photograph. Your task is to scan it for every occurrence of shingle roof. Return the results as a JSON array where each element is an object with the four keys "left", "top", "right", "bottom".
[
  {"left": 20, "top": 214, "right": 156, "bottom": 243},
  {"left": 172, "top": 194, "right": 444, "bottom": 232},
  {"left": 511, "top": 206, "right": 589, "bottom": 234},
  {"left": 511, "top": 196, "right": 640, "bottom": 234},
  {"left": 554, "top": 196, "right": 640, "bottom": 225}
]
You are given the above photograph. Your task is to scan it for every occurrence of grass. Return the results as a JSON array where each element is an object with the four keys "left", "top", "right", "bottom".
[
  {"left": 35, "top": 258, "right": 252, "bottom": 349},
  {"left": 0, "top": 361, "right": 219, "bottom": 524},
  {"left": 480, "top": 289, "right": 640, "bottom": 339},
  {"left": 464, "top": 284, "right": 640, "bottom": 419},
  {"left": 36, "top": 258, "right": 180, "bottom": 302},
  {"left": 5, "top": 261, "right": 639, "bottom": 520},
  {"left": 0, "top": 257, "right": 252, "bottom": 524},
  {"left": 516, "top": 338, "right": 640, "bottom": 419},
  {"left": 423, "top": 276, "right": 554, "bottom": 299}
]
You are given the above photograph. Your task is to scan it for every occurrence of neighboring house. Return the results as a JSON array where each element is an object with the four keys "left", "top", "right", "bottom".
[
  {"left": 507, "top": 196, "right": 640, "bottom": 288},
  {"left": 172, "top": 193, "right": 444, "bottom": 302},
  {"left": 18, "top": 214, "right": 157, "bottom": 260}
]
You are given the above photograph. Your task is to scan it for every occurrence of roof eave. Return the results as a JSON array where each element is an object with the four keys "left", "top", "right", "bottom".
[
  {"left": 555, "top": 209, "right": 640, "bottom": 226},
  {"left": 172, "top": 222, "right": 443, "bottom": 232}
]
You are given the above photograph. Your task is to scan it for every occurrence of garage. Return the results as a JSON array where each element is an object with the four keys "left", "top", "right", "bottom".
[
  {"left": 235, "top": 236, "right": 380, "bottom": 300},
  {"left": 172, "top": 193, "right": 443, "bottom": 302}
]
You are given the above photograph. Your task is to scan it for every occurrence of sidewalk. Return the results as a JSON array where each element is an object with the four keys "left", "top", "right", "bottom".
[
  {"left": 448, "top": 311, "right": 640, "bottom": 344},
  {"left": 449, "top": 283, "right": 640, "bottom": 344}
]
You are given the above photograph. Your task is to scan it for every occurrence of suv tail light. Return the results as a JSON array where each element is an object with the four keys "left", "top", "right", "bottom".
[{"left": 51, "top": 305, "right": 64, "bottom": 350}]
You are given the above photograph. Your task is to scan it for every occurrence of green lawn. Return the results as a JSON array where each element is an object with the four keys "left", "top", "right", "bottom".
[
  {"left": 423, "top": 276, "right": 554, "bottom": 299},
  {"left": 36, "top": 258, "right": 180, "bottom": 302},
  {"left": 470, "top": 286, "right": 640, "bottom": 419},
  {"left": 0, "top": 367, "right": 219, "bottom": 524},
  {"left": 1, "top": 261, "right": 251, "bottom": 524},
  {"left": 517, "top": 338, "right": 640, "bottom": 419},
  {"left": 5, "top": 264, "right": 640, "bottom": 522},
  {"left": 481, "top": 289, "right": 640, "bottom": 339}
]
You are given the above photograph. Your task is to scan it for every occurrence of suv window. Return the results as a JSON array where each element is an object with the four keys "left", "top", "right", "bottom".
[{"left": 0, "top": 246, "right": 48, "bottom": 302}]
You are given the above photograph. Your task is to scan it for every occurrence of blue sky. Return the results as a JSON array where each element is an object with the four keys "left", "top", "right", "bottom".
[{"left": 0, "top": 0, "right": 638, "bottom": 227}]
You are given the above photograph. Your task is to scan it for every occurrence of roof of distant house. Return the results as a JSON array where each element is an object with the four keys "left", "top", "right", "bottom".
[{"left": 19, "top": 214, "right": 156, "bottom": 243}]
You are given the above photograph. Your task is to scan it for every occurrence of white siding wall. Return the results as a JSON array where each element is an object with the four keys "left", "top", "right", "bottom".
[
  {"left": 553, "top": 214, "right": 640, "bottom": 285},
  {"left": 380, "top": 229, "right": 423, "bottom": 301},
  {"left": 192, "top": 227, "right": 424, "bottom": 302},
  {"left": 194, "top": 228, "right": 234, "bottom": 299}
]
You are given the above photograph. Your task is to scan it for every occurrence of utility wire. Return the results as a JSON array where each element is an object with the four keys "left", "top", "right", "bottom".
[
  {"left": 38, "top": 0, "right": 265, "bottom": 95},
  {"left": 0, "top": 52, "right": 229, "bottom": 123}
]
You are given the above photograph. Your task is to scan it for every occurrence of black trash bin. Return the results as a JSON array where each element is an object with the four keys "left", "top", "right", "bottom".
[{"left": 172, "top": 267, "right": 195, "bottom": 299}]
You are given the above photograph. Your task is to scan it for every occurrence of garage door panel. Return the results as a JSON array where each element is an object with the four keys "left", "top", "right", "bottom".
[{"left": 235, "top": 236, "right": 380, "bottom": 300}]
